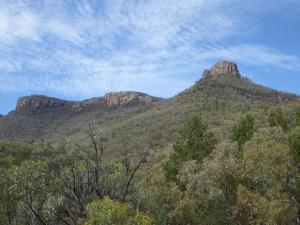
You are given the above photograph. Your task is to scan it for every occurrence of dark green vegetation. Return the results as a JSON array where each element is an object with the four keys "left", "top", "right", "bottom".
[
  {"left": 0, "top": 64, "right": 300, "bottom": 225},
  {"left": 164, "top": 117, "right": 218, "bottom": 186},
  {"left": 230, "top": 114, "right": 255, "bottom": 151}
]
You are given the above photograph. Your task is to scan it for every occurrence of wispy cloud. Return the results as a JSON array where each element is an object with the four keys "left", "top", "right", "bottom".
[{"left": 0, "top": 0, "right": 299, "bottom": 99}]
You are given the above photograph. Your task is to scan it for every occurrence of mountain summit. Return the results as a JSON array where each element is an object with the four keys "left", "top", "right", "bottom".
[{"left": 202, "top": 61, "right": 241, "bottom": 79}]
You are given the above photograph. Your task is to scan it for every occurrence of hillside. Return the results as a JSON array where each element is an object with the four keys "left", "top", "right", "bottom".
[{"left": 0, "top": 61, "right": 299, "bottom": 157}]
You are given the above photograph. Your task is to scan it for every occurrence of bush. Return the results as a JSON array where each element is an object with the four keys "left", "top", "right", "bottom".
[
  {"left": 85, "top": 198, "right": 153, "bottom": 225},
  {"left": 230, "top": 114, "right": 255, "bottom": 151},
  {"left": 164, "top": 117, "right": 217, "bottom": 184}
]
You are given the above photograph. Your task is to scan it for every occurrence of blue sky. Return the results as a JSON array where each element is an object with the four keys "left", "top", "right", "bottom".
[{"left": 0, "top": 0, "right": 300, "bottom": 115}]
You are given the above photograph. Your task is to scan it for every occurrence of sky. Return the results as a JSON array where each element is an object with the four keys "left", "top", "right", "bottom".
[{"left": 0, "top": 0, "right": 300, "bottom": 115}]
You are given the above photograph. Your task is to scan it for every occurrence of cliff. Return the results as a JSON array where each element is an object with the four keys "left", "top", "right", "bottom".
[
  {"left": 202, "top": 61, "right": 241, "bottom": 79},
  {"left": 15, "top": 92, "right": 162, "bottom": 113}
]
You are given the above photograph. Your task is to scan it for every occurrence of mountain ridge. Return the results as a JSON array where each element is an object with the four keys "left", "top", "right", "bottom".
[
  {"left": 14, "top": 91, "right": 162, "bottom": 113},
  {"left": 0, "top": 61, "right": 299, "bottom": 158}
]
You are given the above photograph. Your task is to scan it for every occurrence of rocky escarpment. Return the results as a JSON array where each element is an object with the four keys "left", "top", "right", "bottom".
[
  {"left": 16, "top": 95, "right": 72, "bottom": 112},
  {"left": 104, "top": 92, "right": 159, "bottom": 107},
  {"left": 202, "top": 61, "right": 241, "bottom": 79},
  {"left": 15, "top": 92, "right": 161, "bottom": 113},
  {"left": 71, "top": 92, "right": 161, "bottom": 111}
]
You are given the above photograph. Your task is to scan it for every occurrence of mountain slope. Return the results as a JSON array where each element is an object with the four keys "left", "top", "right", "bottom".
[
  {"left": 0, "top": 92, "right": 162, "bottom": 143},
  {"left": 0, "top": 61, "right": 299, "bottom": 157}
]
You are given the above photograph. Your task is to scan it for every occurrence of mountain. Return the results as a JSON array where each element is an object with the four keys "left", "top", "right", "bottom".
[
  {"left": 0, "top": 92, "right": 162, "bottom": 145},
  {"left": 0, "top": 61, "right": 299, "bottom": 157},
  {"left": 15, "top": 92, "right": 161, "bottom": 112}
]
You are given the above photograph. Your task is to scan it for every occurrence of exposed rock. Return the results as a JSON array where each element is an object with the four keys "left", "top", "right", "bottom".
[
  {"left": 71, "top": 97, "right": 105, "bottom": 112},
  {"left": 202, "top": 61, "right": 241, "bottom": 79},
  {"left": 104, "top": 91, "right": 160, "bottom": 107},
  {"left": 16, "top": 95, "right": 70, "bottom": 112},
  {"left": 15, "top": 92, "right": 161, "bottom": 112}
]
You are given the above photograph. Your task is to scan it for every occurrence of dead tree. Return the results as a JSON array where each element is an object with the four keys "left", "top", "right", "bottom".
[
  {"left": 88, "top": 122, "right": 106, "bottom": 199},
  {"left": 120, "top": 138, "right": 149, "bottom": 203}
]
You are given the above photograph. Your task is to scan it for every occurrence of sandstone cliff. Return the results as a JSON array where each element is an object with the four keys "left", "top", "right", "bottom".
[
  {"left": 202, "top": 61, "right": 241, "bottom": 79},
  {"left": 16, "top": 95, "right": 71, "bottom": 112},
  {"left": 15, "top": 92, "right": 161, "bottom": 112},
  {"left": 104, "top": 92, "right": 158, "bottom": 107}
]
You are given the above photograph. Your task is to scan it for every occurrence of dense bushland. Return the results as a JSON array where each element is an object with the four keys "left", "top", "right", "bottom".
[{"left": 0, "top": 105, "right": 299, "bottom": 225}]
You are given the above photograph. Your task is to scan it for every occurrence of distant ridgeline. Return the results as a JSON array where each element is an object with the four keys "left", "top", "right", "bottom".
[
  {"left": 15, "top": 92, "right": 162, "bottom": 113},
  {"left": 0, "top": 61, "right": 299, "bottom": 158}
]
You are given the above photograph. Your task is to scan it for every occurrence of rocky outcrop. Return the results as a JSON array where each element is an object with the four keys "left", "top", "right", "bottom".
[
  {"left": 16, "top": 95, "right": 70, "bottom": 112},
  {"left": 202, "top": 61, "right": 241, "bottom": 79},
  {"left": 15, "top": 92, "right": 161, "bottom": 112},
  {"left": 104, "top": 92, "right": 160, "bottom": 107},
  {"left": 71, "top": 97, "right": 106, "bottom": 112}
]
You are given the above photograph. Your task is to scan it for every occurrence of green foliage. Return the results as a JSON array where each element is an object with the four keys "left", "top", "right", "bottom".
[
  {"left": 230, "top": 114, "right": 255, "bottom": 150},
  {"left": 268, "top": 108, "right": 289, "bottom": 131},
  {"left": 138, "top": 166, "right": 169, "bottom": 225},
  {"left": 168, "top": 158, "right": 233, "bottom": 225},
  {"left": 85, "top": 198, "right": 154, "bottom": 225},
  {"left": 241, "top": 140, "right": 294, "bottom": 188},
  {"left": 289, "top": 127, "right": 300, "bottom": 164},
  {"left": 248, "top": 127, "right": 289, "bottom": 146},
  {"left": 0, "top": 141, "right": 33, "bottom": 168},
  {"left": 289, "top": 176, "right": 300, "bottom": 203},
  {"left": 0, "top": 160, "right": 63, "bottom": 225},
  {"left": 234, "top": 140, "right": 297, "bottom": 225},
  {"left": 164, "top": 117, "right": 217, "bottom": 184},
  {"left": 235, "top": 184, "right": 296, "bottom": 225},
  {"left": 100, "top": 162, "right": 128, "bottom": 199},
  {"left": 294, "top": 107, "right": 300, "bottom": 127}
]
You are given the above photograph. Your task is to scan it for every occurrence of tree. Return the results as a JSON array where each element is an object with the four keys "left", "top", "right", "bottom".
[
  {"left": 0, "top": 141, "right": 33, "bottom": 169},
  {"left": 57, "top": 125, "right": 148, "bottom": 223},
  {"left": 138, "top": 166, "right": 169, "bottom": 225},
  {"left": 289, "top": 111, "right": 300, "bottom": 223},
  {"left": 268, "top": 108, "right": 289, "bottom": 131},
  {"left": 0, "top": 170, "right": 19, "bottom": 225},
  {"left": 234, "top": 140, "right": 297, "bottom": 225},
  {"left": 235, "top": 184, "right": 296, "bottom": 225},
  {"left": 0, "top": 160, "right": 64, "bottom": 225},
  {"left": 167, "top": 159, "right": 233, "bottom": 225},
  {"left": 294, "top": 107, "right": 300, "bottom": 127},
  {"left": 84, "top": 198, "right": 153, "bottom": 225},
  {"left": 60, "top": 161, "right": 94, "bottom": 220},
  {"left": 230, "top": 114, "right": 255, "bottom": 151},
  {"left": 289, "top": 128, "right": 300, "bottom": 165},
  {"left": 87, "top": 123, "right": 107, "bottom": 199},
  {"left": 164, "top": 117, "right": 217, "bottom": 184}
]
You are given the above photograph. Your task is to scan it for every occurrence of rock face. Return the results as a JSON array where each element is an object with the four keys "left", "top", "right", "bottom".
[
  {"left": 15, "top": 92, "right": 161, "bottom": 112},
  {"left": 202, "top": 61, "right": 241, "bottom": 79},
  {"left": 71, "top": 97, "right": 104, "bottom": 112},
  {"left": 104, "top": 92, "right": 159, "bottom": 107},
  {"left": 16, "top": 95, "right": 69, "bottom": 112}
]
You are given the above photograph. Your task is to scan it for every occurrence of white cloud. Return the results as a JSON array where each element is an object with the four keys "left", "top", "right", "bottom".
[
  {"left": 0, "top": 8, "right": 40, "bottom": 42},
  {"left": 0, "top": 0, "right": 299, "bottom": 99},
  {"left": 191, "top": 44, "right": 300, "bottom": 71}
]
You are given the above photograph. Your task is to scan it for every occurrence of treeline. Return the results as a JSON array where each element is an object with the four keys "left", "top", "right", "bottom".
[{"left": 0, "top": 108, "right": 300, "bottom": 225}]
